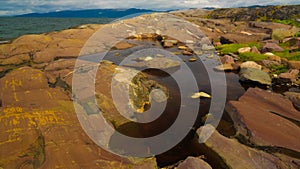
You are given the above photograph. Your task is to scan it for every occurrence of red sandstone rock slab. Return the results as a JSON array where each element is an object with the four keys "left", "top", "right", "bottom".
[
  {"left": 0, "top": 66, "right": 158, "bottom": 168},
  {"left": 227, "top": 88, "right": 300, "bottom": 152},
  {"left": 197, "top": 125, "right": 299, "bottom": 169}
]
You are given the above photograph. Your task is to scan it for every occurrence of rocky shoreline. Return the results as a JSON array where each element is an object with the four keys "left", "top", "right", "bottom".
[{"left": 0, "top": 5, "right": 300, "bottom": 169}]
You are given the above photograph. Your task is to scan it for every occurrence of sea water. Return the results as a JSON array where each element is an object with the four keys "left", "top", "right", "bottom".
[{"left": 0, "top": 17, "right": 114, "bottom": 42}]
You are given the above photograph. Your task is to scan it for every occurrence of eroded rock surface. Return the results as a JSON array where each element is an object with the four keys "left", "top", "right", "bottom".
[
  {"left": 227, "top": 88, "right": 300, "bottom": 152},
  {"left": 197, "top": 125, "right": 300, "bottom": 169},
  {"left": 0, "top": 67, "right": 158, "bottom": 168}
]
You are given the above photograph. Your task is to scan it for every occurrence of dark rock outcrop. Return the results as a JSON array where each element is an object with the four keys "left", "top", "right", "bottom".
[{"left": 227, "top": 88, "right": 300, "bottom": 152}]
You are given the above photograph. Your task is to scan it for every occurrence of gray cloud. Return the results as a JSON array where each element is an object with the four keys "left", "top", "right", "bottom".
[{"left": 0, "top": 0, "right": 299, "bottom": 16}]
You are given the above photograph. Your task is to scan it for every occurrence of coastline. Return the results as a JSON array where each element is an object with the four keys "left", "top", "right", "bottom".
[{"left": 0, "top": 6, "right": 300, "bottom": 168}]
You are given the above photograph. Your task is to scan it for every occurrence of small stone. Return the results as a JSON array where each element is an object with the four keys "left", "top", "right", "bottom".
[
  {"left": 191, "top": 92, "right": 211, "bottom": 99},
  {"left": 214, "top": 64, "right": 234, "bottom": 71},
  {"left": 178, "top": 46, "right": 187, "bottom": 50},
  {"left": 163, "top": 41, "right": 174, "bottom": 48},
  {"left": 189, "top": 57, "right": 197, "bottom": 62},
  {"left": 144, "top": 56, "right": 153, "bottom": 61},
  {"left": 182, "top": 50, "right": 193, "bottom": 56},
  {"left": 240, "top": 61, "right": 262, "bottom": 70},
  {"left": 164, "top": 39, "right": 178, "bottom": 45},
  {"left": 172, "top": 51, "right": 182, "bottom": 55},
  {"left": 264, "top": 52, "right": 275, "bottom": 56},
  {"left": 114, "top": 52, "right": 121, "bottom": 57},
  {"left": 238, "top": 47, "right": 251, "bottom": 54}
]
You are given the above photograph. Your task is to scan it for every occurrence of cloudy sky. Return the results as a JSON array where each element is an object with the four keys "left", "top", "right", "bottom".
[{"left": 0, "top": 0, "right": 299, "bottom": 16}]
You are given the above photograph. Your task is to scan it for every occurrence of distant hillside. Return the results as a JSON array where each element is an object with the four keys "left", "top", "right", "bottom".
[
  {"left": 15, "top": 8, "right": 159, "bottom": 18},
  {"left": 208, "top": 5, "right": 300, "bottom": 21}
]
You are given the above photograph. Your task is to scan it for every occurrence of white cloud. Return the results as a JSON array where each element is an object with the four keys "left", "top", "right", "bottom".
[{"left": 0, "top": 0, "right": 299, "bottom": 15}]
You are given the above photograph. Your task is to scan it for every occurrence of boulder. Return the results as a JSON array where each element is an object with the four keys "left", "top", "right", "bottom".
[
  {"left": 260, "top": 60, "right": 280, "bottom": 67},
  {"left": 220, "top": 55, "right": 235, "bottom": 64},
  {"left": 261, "top": 42, "right": 284, "bottom": 53},
  {"left": 227, "top": 88, "right": 300, "bottom": 152},
  {"left": 177, "top": 157, "right": 212, "bottom": 169},
  {"left": 197, "top": 125, "right": 299, "bottom": 169},
  {"left": 239, "top": 68, "right": 271, "bottom": 85},
  {"left": 278, "top": 69, "right": 299, "bottom": 82},
  {"left": 240, "top": 61, "right": 262, "bottom": 70}
]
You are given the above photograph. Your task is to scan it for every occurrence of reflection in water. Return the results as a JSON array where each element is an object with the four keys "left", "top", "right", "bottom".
[
  {"left": 79, "top": 37, "right": 297, "bottom": 166},
  {"left": 103, "top": 38, "right": 219, "bottom": 160}
]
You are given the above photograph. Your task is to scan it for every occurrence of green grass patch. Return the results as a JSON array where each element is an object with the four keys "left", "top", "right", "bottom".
[
  {"left": 238, "top": 52, "right": 268, "bottom": 61},
  {"left": 273, "top": 19, "right": 300, "bottom": 28},
  {"left": 273, "top": 51, "right": 300, "bottom": 61},
  {"left": 216, "top": 43, "right": 261, "bottom": 55},
  {"left": 269, "top": 64, "right": 289, "bottom": 75}
]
